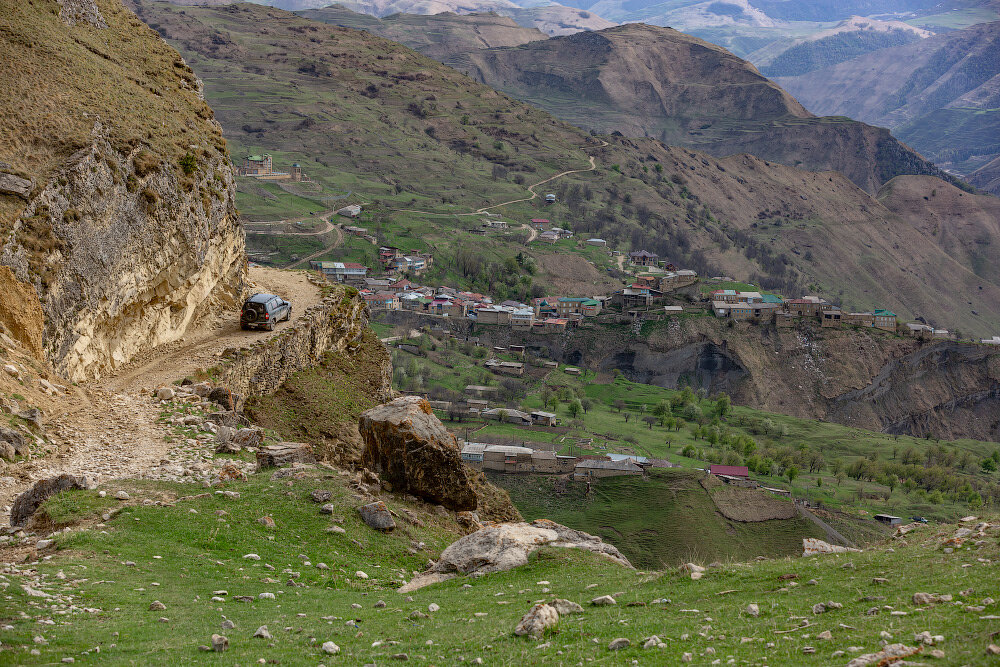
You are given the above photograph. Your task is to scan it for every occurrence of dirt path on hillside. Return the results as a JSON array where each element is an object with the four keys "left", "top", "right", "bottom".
[
  {"left": 246, "top": 218, "right": 336, "bottom": 236},
  {"left": 391, "top": 140, "right": 606, "bottom": 218},
  {"left": 1, "top": 267, "right": 322, "bottom": 524},
  {"left": 284, "top": 225, "right": 345, "bottom": 269},
  {"left": 98, "top": 267, "right": 321, "bottom": 394},
  {"left": 522, "top": 223, "right": 538, "bottom": 243}
]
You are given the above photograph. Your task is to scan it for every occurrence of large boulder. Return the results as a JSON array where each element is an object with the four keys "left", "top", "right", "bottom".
[
  {"left": 10, "top": 474, "right": 94, "bottom": 527},
  {"left": 0, "top": 427, "right": 30, "bottom": 461},
  {"left": 802, "top": 538, "right": 861, "bottom": 557},
  {"left": 359, "top": 397, "right": 476, "bottom": 511},
  {"left": 399, "top": 519, "right": 633, "bottom": 592}
]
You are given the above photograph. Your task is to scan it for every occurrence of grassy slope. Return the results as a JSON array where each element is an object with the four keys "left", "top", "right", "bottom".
[
  {"left": 495, "top": 469, "right": 828, "bottom": 569},
  {"left": 2, "top": 470, "right": 999, "bottom": 665},
  {"left": 0, "top": 0, "right": 225, "bottom": 231}
]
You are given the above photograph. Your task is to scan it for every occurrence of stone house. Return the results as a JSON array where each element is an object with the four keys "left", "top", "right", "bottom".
[{"left": 573, "top": 459, "right": 643, "bottom": 480}]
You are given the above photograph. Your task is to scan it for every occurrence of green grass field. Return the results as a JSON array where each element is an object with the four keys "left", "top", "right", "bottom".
[
  {"left": 383, "top": 335, "right": 1000, "bottom": 525},
  {"left": 494, "top": 469, "right": 829, "bottom": 569},
  {"left": 3, "top": 467, "right": 999, "bottom": 665}
]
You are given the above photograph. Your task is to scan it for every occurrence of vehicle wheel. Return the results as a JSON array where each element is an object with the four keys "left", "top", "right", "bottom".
[
  {"left": 266, "top": 321, "right": 275, "bottom": 332},
  {"left": 240, "top": 323, "right": 249, "bottom": 331},
  {"left": 284, "top": 307, "right": 292, "bottom": 322}
]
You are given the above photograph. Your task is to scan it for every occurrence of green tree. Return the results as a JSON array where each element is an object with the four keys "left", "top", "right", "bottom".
[
  {"left": 581, "top": 398, "right": 594, "bottom": 414},
  {"left": 568, "top": 400, "right": 583, "bottom": 419},
  {"left": 785, "top": 465, "right": 799, "bottom": 485},
  {"left": 715, "top": 393, "right": 731, "bottom": 417}
]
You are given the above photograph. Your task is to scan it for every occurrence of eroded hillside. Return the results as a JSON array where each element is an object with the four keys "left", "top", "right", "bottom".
[
  {"left": 452, "top": 23, "right": 947, "bottom": 193},
  {"left": 0, "top": 0, "right": 246, "bottom": 380}
]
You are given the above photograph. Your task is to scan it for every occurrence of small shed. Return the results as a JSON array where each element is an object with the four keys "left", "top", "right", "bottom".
[{"left": 874, "top": 514, "right": 903, "bottom": 526}]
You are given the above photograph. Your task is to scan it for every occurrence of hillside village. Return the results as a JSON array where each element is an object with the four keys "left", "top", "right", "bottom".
[{"left": 308, "top": 218, "right": 986, "bottom": 343}]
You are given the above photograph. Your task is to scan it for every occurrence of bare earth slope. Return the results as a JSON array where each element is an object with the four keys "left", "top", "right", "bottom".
[
  {"left": 775, "top": 21, "right": 1000, "bottom": 186},
  {"left": 454, "top": 23, "right": 947, "bottom": 193}
]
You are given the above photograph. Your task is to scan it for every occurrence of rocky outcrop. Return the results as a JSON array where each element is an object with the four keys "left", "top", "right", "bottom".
[
  {"left": 10, "top": 474, "right": 95, "bottom": 527},
  {"left": 359, "top": 396, "right": 478, "bottom": 511},
  {"left": 1, "top": 128, "right": 245, "bottom": 382},
  {"left": 399, "top": 519, "right": 632, "bottom": 592},
  {"left": 459, "top": 316, "right": 1000, "bottom": 440},
  {"left": 215, "top": 285, "right": 374, "bottom": 400},
  {"left": 0, "top": 1, "right": 246, "bottom": 381},
  {"left": 57, "top": 0, "right": 107, "bottom": 27},
  {"left": 0, "top": 266, "right": 44, "bottom": 359}
]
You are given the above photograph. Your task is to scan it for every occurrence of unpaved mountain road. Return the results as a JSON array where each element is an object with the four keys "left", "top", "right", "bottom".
[
  {"left": 0, "top": 268, "right": 323, "bottom": 522},
  {"left": 97, "top": 267, "right": 321, "bottom": 395}
]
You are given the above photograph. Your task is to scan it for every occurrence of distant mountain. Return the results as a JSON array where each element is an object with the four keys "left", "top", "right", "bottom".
[
  {"left": 775, "top": 20, "right": 1000, "bottom": 190},
  {"left": 452, "top": 23, "right": 949, "bottom": 193},
  {"left": 297, "top": 7, "right": 546, "bottom": 58},
  {"left": 128, "top": 0, "right": 1000, "bottom": 335},
  {"left": 756, "top": 18, "right": 928, "bottom": 77},
  {"left": 170, "top": 0, "right": 615, "bottom": 35}
]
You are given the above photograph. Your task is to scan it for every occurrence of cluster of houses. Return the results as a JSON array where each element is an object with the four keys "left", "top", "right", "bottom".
[
  {"left": 460, "top": 442, "right": 675, "bottom": 480},
  {"left": 708, "top": 290, "right": 955, "bottom": 339},
  {"left": 609, "top": 269, "right": 700, "bottom": 308}
]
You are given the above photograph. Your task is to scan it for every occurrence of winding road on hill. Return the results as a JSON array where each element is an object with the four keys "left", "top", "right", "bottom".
[
  {"left": 283, "top": 224, "right": 345, "bottom": 270},
  {"left": 390, "top": 140, "right": 606, "bottom": 218}
]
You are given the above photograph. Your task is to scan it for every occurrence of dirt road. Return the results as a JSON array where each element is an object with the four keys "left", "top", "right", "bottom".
[
  {"left": 99, "top": 267, "right": 321, "bottom": 394},
  {"left": 284, "top": 225, "right": 345, "bottom": 269},
  {"left": 0, "top": 267, "right": 322, "bottom": 522}
]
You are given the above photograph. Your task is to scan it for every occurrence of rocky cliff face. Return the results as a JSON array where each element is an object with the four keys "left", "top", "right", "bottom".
[
  {"left": 0, "top": 0, "right": 246, "bottom": 381},
  {"left": 462, "top": 316, "right": 1000, "bottom": 442}
]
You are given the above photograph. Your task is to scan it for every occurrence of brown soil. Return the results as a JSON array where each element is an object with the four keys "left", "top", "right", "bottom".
[
  {"left": 0, "top": 266, "right": 44, "bottom": 359},
  {"left": 701, "top": 477, "right": 798, "bottom": 522},
  {"left": 535, "top": 250, "right": 621, "bottom": 296}
]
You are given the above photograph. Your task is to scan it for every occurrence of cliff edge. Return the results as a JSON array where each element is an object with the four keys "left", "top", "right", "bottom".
[{"left": 0, "top": 0, "right": 246, "bottom": 381}]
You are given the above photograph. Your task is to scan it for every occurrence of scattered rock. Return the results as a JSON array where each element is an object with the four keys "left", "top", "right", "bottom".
[
  {"left": 257, "top": 516, "right": 276, "bottom": 529},
  {"left": 913, "top": 592, "right": 940, "bottom": 605},
  {"left": 149, "top": 601, "right": 166, "bottom": 611},
  {"left": 253, "top": 626, "right": 271, "bottom": 640},
  {"left": 745, "top": 603, "right": 760, "bottom": 617},
  {"left": 591, "top": 595, "right": 617, "bottom": 606},
  {"left": 817, "top": 630, "right": 833, "bottom": 640},
  {"left": 608, "top": 638, "right": 630, "bottom": 651},
  {"left": 322, "top": 641, "right": 340, "bottom": 655},
  {"left": 803, "top": 538, "right": 861, "bottom": 556},
  {"left": 514, "top": 603, "right": 559, "bottom": 638},
  {"left": 155, "top": 387, "right": 175, "bottom": 401},
  {"left": 846, "top": 643, "right": 921, "bottom": 667},
  {"left": 311, "top": 490, "right": 333, "bottom": 503},
  {"left": 399, "top": 520, "right": 631, "bottom": 593},
  {"left": 256, "top": 442, "right": 315, "bottom": 469},
  {"left": 357, "top": 501, "right": 396, "bottom": 532},
  {"left": 643, "top": 635, "right": 663, "bottom": 649},
  {"left": 549, "top": 599, "right": 583, "bottom": 615},
  {"left": 211, "top": 634, "right": 228, "bottom": 652}
]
